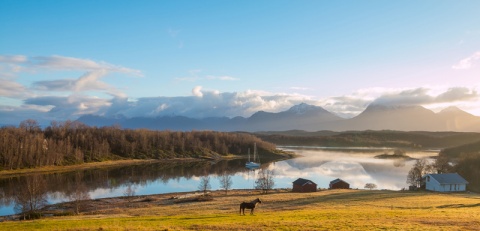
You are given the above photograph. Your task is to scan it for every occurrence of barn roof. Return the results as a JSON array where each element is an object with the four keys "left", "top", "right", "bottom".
[
  {"left": 293, "top": 178, "right": 316, "bottom": 186},
  {"left": 426, "top": 173, "right": 469, "bottom": 184},
  {"left": 330, "top": 178, "right": 349, "bottom": 185}
]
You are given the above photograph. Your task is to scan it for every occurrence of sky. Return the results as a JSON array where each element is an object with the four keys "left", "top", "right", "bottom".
[{"left": 1, "top": 0, "right": 480, "bottom": 125}]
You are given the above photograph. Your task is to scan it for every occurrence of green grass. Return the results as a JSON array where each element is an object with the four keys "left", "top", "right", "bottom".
[{"left": 2, "top": 190, "right": 479, "bottom": 230}]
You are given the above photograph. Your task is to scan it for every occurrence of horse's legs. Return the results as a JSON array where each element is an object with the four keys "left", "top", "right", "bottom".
[{"left": 250, "top": 208, "right": 254, "bottom": 215}]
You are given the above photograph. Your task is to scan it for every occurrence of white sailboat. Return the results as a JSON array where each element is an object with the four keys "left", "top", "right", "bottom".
[{"left": 245, "top": 143, "right": 260, "bottom": 168}]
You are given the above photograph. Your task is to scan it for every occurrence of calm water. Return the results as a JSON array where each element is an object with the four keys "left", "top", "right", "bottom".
[{"left": 0, "top": 146, "right": 437, "bottom": 216}]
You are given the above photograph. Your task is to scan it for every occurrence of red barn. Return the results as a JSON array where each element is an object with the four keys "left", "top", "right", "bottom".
[
  {"left": 292, "top": 178, "right": 317, "bottom": 192},
  {"left": 329, "top": 178, "right": 350, "bottom": 189}
]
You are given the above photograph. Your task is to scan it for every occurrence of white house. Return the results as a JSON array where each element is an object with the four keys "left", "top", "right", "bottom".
[{"left": 424, "top": 173, "right": 468, "bottom": 192}]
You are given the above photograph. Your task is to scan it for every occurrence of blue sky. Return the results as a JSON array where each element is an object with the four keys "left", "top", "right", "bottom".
[{"left": 1, "top": 0, "right": 480, "bottom": 125}]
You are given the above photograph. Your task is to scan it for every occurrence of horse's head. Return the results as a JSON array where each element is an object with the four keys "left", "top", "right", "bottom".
[{"left": 256, "top": 198, "right": 262, "bottom": 204}]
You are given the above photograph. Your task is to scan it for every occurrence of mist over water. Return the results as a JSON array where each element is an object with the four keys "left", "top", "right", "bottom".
[{"left": 0, "top": 146, "right": 437, "bottom": 216}]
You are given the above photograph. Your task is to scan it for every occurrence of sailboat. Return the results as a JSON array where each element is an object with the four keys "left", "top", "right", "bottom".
[{"left": 245, "top": 143, "right": 260, "bottom": 168}]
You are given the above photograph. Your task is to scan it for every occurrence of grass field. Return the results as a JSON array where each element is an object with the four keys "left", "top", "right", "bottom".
[{"left": 1, "top": 189, "right": 479, "bottom": 230}]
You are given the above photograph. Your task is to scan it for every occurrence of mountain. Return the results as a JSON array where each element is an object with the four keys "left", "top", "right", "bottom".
[
  {"left": 245, "top": 103, "right": 344, "bottom": 131},
  {"left": 76, "top": 103, "right": 480, "bottom": 132},
  {"left": 329, "top": 104, "right": 442, "bottom": 131},
  {"left": 437, "top": 106, "right": 480, "bottom": 132}
]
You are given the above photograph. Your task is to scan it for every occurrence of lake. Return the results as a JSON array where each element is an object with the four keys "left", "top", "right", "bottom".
[{"left": 0, "top": 146, "right": 437, "bottom": 216}]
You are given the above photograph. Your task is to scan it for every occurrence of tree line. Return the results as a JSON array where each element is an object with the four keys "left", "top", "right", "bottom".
[
  {"left": 0, "top": 119, "right": 276, "bottom": 170},
  {"left": 438, "top": 141, "right": 480, "bottom": 192},
  {"left": 406, "top": 141, "right": 480, "bottom": 192}
]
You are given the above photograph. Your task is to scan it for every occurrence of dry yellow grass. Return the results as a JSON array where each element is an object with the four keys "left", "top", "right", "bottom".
[{"left": 1, "top": 189, "right": 479, "bottom": 230}]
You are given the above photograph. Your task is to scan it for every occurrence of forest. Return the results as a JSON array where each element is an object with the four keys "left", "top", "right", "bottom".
[
  {"left": 0, "top": 119, "right": 277, "bottom": 171},
  {"left": 438, "top": 141, "right": 480, "bottom": 192},
  {"left": 256, "top": 130, "right": 480, "bottom": 149}
]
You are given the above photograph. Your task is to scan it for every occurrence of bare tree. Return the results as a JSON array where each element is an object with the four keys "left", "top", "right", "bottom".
[
  {"left": 123, "top": 184, "right": 137, "bottom": 202},
  {"left": 433, "top": 155, "right": 452, "bottom": 174},
  {"left": 67, "top": 183, "right": 91, "bottom": 215},
  {"left": 364, "top": 183, "right": 377, "bottom": 190},
  {"left": 14, "top": 174, "right": 48, "bottom": 220},
  {"left": 198, "top": 176, "right": 211, "bottom": 196},
  {"left": 19, "top": 119, "right": 41, "bottom": 133},
  {"left": 255, "top": 169, "right": 275, "bottom": 194},
  {"left": 406, "top": 158, "right": 435, "bottom": 188},
  {"left": 218, "top": 172, "right": 233, "bottom": 195}
]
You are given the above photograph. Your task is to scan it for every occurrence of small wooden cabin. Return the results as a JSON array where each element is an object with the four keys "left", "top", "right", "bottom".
[
  {"left": 329, "top": 178, "right": 350, "bottom": 189},
  {"left": 292, "top": 178, "right": 317, "bottom": 192}
]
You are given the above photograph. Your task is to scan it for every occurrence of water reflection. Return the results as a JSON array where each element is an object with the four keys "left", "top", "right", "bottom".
[
  {"left": 274, "top": 147, "right": 436, "bottom": 191},
  {"left": 0, "top": 147, "right": 437, "bottom": 216}
]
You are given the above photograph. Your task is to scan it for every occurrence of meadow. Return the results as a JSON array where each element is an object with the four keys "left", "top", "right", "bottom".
[{"left": 1, "top": 189, "right": 479, "bottom": 230}]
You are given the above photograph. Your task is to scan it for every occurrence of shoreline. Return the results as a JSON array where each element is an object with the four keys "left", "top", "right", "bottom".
[
  {"left": 0, "top": 148, "right": 294, "bottom": 178},
  {"left": 0, "top": 158, "right": 208, "bottom": 178}
]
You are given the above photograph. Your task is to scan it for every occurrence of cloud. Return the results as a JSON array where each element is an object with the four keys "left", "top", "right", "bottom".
[
  {"left": 0, "top": 55, "right": 142, "bottom": 78},
  {"left": 175, "top": 70, "right": 239, "bottom": 82},
  {"left": 452, "top": 51, "right": 480, "bottom": 69},
  {"left": 94, "top": 88, "right": 314, "bottom": 119},
  {"left": 205, "top": 75, "right": 239, "bottom": 81},
  {"left": 24, "top": 94, "right": 111, "bottom": 117},
  {"left": 2, "top": 55, "right": 480, "bottom": 126},
  {"left": 29, "top": 55, "right": 142, "bottom": 75},
  {"left": 19, "top": 85, "right": 478, "bottom": 122},
  {"left": 0, "top": 79, "right": 30, "bottom": 98},
  {"left": 1, "top": 55, "right": 140, "bottom": 99},
  {"left": 0, "top": 55, "right": 27, "bottom": 63},
  {"left": 436, "top": 87, "right": 477, "bottom": 102},
  {"left": 372, "top": 87, "right": 478, "bottom": 106},
  {"left": 290, "top": 87, "right": 311, "bottom": 91},
  {"left": 372, "top": 88, "right": 433, "bottom": 106},
  {"left": 192, "top": 86, "right": 203, "bottom": 97}
]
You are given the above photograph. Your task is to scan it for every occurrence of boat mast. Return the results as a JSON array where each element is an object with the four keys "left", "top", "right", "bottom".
[{"left": 254, "top": 143, "right": 257, "bottom": 162}]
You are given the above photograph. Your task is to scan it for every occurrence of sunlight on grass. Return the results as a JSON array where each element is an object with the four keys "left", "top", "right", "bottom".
[{"left": 1, "top": 190, "right": 479, "bottom": 230}]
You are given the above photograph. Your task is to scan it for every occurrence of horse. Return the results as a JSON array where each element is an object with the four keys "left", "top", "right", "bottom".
[{"left": 239, "top": 198, "right": 262, "bottom": 215}]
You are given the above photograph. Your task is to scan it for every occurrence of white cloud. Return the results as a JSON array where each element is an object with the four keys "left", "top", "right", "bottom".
[
  {"left": 30, "top": 55, "right": 142, "bottom": 75},
  {"left": 2, "top": 54, "right": 480, "bottom": 125},
  {"left": 372, "top": 87, "right": 478, "bottom": 106},
  {"left": 192, "top": 86, "right": 203, "bottom": 97},
  {"left": 452, "top": 51, "right": 480, "bottom": 69},
  {"left": 1, "top": 55, "right": 139, "bottom": 100},
  {"left": 290, "top": 87, "right": 311, "bottom": 91},
  {"left": 24, "top": 94, "right": 111, "bottom": 117},
  {"left": 3, "top": 85, "right": 480, "bottom": 126},
  {"left": 175, "top": 70, "right": 239, "bottom": 82},
  {"left": 87, "top": 89, "right": 313, "bottom": 119},
  {"left": 205, "top": 75, "right": 239, "bottom": 81},
  {"left": 0, "top": 55, "right": 27, "bottom": 63},
  {"left": 0, "top": 79, "right": 30, "bottom": 98}
]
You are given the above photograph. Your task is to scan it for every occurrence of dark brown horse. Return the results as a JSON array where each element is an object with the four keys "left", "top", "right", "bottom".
[{"left": 239, "top": 198, "right": 262, "bottom": 215}]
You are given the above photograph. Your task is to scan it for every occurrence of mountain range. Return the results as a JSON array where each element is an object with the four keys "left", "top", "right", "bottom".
[{"left": 77, "top": 103, "right": 480, "bottom": 132}]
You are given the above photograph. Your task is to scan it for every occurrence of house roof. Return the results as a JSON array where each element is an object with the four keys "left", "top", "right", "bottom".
[
  {"left": 293, "top": 178, "right": 316, "bottom": 186},
  {"left": 330, "top": 178, "right": 349, "bottom": 185},
  {"left": 426, "top": 173, "right": 469, "bottom": 184}
]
